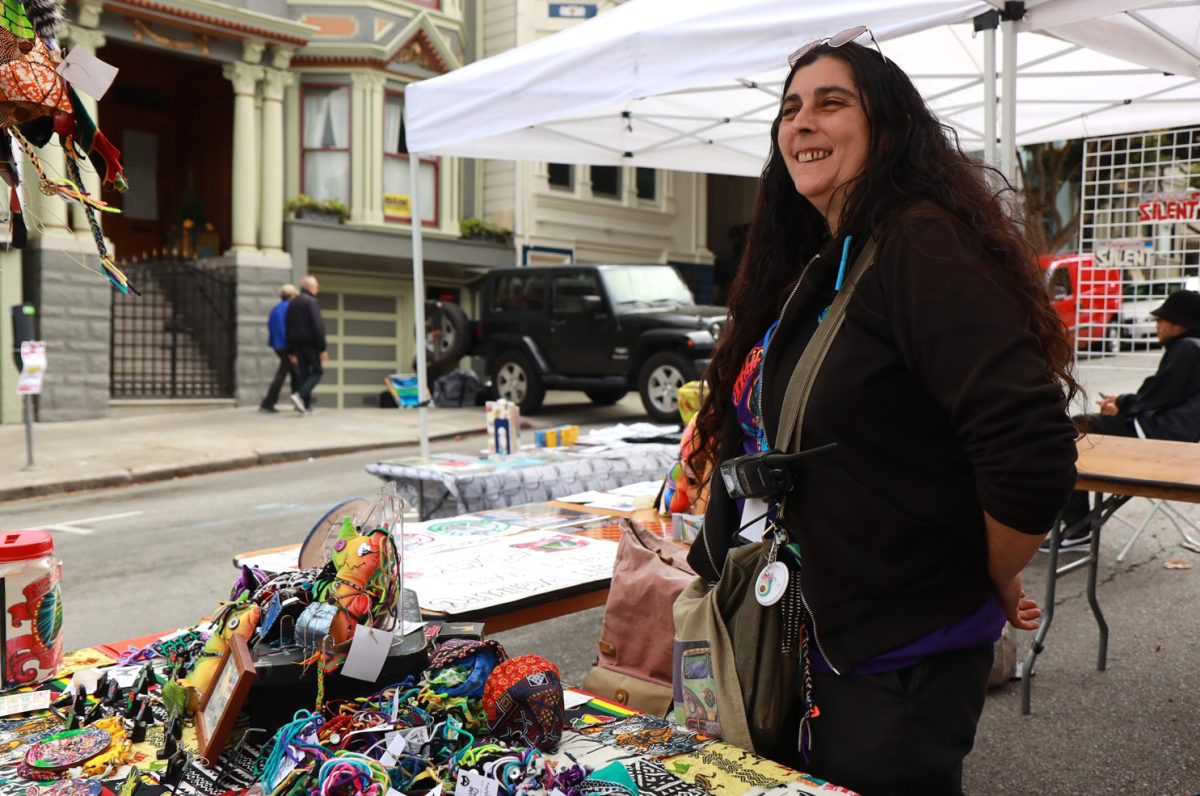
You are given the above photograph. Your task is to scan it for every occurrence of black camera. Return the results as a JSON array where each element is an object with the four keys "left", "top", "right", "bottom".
[{"left": 718, "top": 442, "right": 837, "bottom": 501}]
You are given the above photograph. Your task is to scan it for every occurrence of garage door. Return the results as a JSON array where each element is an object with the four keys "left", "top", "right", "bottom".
[{"left": 313, "top": 274, "right": 415, "bottom": 409}]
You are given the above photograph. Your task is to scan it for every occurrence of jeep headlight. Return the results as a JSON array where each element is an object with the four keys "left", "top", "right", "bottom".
[{"left": 709, "top": 320, "right": 724, "bottom": 342}]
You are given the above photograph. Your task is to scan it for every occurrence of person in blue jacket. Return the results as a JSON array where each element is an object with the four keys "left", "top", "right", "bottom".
[{"left": 259, "top": 283, "right": 300, "bottom": 412}]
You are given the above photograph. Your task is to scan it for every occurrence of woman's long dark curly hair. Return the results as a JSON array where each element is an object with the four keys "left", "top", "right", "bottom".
[{"left": 689, "top": 40, "right": 1077, "bottom": 476}]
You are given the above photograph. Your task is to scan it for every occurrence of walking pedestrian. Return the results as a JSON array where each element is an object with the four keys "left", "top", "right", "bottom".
[
  {"left": 286, "top": 275, "right": 328, "bottom": 413},
  {"left": 259, "top": 283, "right": 300, "bottom": 413}
]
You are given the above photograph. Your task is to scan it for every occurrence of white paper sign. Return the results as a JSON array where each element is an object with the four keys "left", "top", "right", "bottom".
[
  {"left": 0, "top": 690, "right": 50, "bottom": 716},
  {"left": 16, "top": 341, "right": 46, "bottom": 396},
  {"left": 408, "top": 530, "right": 618, "bottom": 615},
  {"left": 56, "top": 47, "right": 119, "bottom": 101},
  {"left": 737, "top": 497, "right": 769, "bottom": 543},
  {"left": 341, "top": 624, "right": 392, "bottom": 682},
  {"left": 562, "top": 689, "right": 591, "bottom": 709}
]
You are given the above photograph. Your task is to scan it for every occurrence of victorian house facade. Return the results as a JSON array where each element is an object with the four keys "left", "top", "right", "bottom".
[{"left": 0, "top": 0, "right": 743, "bottom": 422}]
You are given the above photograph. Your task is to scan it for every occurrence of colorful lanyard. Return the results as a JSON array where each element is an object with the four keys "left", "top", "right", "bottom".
[{"left": 755, "top": 235, "right": 854, "bottom": 454}]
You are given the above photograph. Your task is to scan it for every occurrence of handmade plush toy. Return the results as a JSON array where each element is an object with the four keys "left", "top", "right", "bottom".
[
  {"left": 316, "top": 517, "right": 397, "bottom": 647},
  {"left": 659, "top": 419, "right": 710, "bottom": 515},
  {"left": 175, "top": 593, "right": 261, "bottom": 711}
]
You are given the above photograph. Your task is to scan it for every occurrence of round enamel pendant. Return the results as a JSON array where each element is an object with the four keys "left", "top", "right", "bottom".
[{"left": 755, "top": 561, "right": 789, "bottom": 607}]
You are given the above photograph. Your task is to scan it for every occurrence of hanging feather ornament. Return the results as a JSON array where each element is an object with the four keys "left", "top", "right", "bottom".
[{"left": 21, "top": 0, "right": 60, "bottom": 49}]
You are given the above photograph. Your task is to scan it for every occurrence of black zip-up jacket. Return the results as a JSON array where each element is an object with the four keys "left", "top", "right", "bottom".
[
  {"left": 286, "top": 290, "right": 327, "bottom": 353},
  {"left": 688, "top": 207, "right": 1078, "bottom": 673},
  {"left": 1116, "top": 333, "right": 1200, "bottom": 441}
]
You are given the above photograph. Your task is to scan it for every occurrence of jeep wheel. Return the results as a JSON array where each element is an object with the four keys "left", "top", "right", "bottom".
[
  {"left": 493, "top": 351, "right": 546, "bottom": 414},
  {"left": 585, "top": 388, "right": 627, "bottom": 406},
  {"left": 638, "top": 352, "right": 696, "bottom": 424},
  {"left": 425, "top": 301, "right": 471, "bottom": 365}
]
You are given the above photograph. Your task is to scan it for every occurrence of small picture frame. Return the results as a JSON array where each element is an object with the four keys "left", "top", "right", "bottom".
[{"left": 195, "top": 634, "right": 256, "bottom": 764}]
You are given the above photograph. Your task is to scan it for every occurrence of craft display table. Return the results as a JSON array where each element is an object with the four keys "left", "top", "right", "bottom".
[
  {"left": 364, "top": 444, "right": 677, "bottom": 520},
  {"left": 1022, "top": 434, "right": 1200, "bottom": 713},
  {"left": 236, "top": 502, "right": 667, "bottom": 634},
  {"left": 0, "top": 653, "right": 855, "bottom": 796}
]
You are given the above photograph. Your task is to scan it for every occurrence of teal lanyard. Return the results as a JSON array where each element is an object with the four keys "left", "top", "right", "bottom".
[{"left": 755, "top": 234, "right": 854, "bottom": 453}]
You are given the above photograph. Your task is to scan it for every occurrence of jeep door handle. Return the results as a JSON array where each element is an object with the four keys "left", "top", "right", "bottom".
[{"left": 549, "top": 319, "right": 566, "bottom": 329}]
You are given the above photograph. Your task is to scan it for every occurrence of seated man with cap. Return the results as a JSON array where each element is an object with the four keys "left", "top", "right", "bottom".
[{"left": 1051, "top": 289, "right": 1200, "bottom": 550}]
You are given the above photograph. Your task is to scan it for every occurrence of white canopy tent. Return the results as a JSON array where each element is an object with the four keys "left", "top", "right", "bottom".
[
  {"left": 403, "top": 0, "right": 1200, "bottom": 452},
  {"left": 407, "top": 0, "right": 1200, "bottom": 175}
]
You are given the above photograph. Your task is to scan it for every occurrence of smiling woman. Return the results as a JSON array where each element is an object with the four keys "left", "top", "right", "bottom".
[
  {"left": 685, "top": 31, "right": 1080, "bottom": 795},
  {"left": 776, "top": 60, "right": 869, "bottom": 229}
]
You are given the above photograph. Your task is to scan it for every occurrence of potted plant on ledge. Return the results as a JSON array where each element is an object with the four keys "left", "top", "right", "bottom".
[
  {"left": 460, "top": 217, "right": 513, "bottom": 245},
  {"left": 285, "top": 195, "right": 351, "bottom": 225}
]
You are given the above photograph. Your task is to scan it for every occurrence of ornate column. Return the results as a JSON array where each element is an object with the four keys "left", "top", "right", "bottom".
[
  {"left": 222, "top": 60, "right": 264, "bottom": 252},
  {"left": 259, "top": 48, "right": 292, "bottom": 254},
  {"left": 349, "top": 71, "right": 386, "bottom": 225},
  {"left": 60, "top": 25, "right": 106, "bottom": 239}
]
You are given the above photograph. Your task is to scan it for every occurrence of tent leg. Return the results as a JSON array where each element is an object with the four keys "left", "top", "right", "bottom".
[
  {"left": 983, "top": 25, "right": 997, "bottom": 168},
  {"left": 409, "top": 143, "right": 431, "bottom": 459},
  {"left": 1000, "top": 15, "right": 1019, "bottom": 183}
]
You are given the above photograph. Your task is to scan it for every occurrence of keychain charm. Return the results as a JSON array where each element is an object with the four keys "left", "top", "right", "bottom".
[
  {"left": 755, "top": 560, "right": 789, "bottom": 606},
  {"left": 756, "top": 524, "right": 790, "bottom": 607}
]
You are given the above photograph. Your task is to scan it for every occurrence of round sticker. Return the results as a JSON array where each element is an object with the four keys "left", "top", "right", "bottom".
[{"left": 754, "top": 561, "right": 789, "bottom": 607}]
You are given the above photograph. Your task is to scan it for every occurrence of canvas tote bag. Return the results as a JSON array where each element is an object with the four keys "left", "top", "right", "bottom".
[
  {"left": 581, "top": 519, "right": 696, "bottom": 715},
  {"left": 671, "top": 238, "right": 879, "bottom": 753}
]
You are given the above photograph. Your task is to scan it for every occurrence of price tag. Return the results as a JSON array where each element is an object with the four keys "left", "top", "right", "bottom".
[
  {"left": 341, "top": 624, "right": 392, "bottom": 682},
  {"left": 455, "top": 771, "right": 500, "bottom": 796},
  {"left": 55, "top": 47, "right": 118, "bottom": 100}
]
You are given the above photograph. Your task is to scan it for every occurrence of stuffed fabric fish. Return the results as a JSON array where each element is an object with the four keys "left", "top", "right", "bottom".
[{"left": 178, "top": 594, "right": 261, "bottom": 710}]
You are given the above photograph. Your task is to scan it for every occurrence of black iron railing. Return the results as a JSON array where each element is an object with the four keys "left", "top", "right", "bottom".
[{"left": 110, "top": 258, "right": 237, "bottom": 398}]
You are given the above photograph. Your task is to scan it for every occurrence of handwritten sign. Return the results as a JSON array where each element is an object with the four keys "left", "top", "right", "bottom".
[{"left": 408, "top": 529, "right": 618, "bottom": 615}]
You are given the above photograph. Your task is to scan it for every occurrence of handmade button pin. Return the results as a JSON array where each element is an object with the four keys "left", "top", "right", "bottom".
[{"left": 755, "top": 561, "right": 789, "bottom": 606}]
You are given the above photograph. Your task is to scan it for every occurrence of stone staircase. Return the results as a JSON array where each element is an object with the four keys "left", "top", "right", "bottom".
[{"left": 110, "top": 269, "right": 229, "bottom": 399}]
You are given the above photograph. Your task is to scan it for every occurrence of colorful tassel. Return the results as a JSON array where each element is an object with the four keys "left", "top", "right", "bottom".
[{"left": 65, "top": 87, "right": 126, "bottom": 192}]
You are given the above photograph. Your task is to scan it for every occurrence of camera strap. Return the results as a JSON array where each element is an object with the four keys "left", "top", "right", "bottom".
[{"left": 774, "top": 236, "right": 879, "bottom": 454}]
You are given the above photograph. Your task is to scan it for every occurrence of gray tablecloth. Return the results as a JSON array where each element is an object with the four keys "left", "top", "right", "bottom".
[{"left": 365, "top": 444, "right": 677, "bottom": 519}]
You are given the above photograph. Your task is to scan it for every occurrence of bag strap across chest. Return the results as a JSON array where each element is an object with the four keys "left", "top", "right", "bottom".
[{"left": 774, "top": 237, "right": 879, "bottom": 454}]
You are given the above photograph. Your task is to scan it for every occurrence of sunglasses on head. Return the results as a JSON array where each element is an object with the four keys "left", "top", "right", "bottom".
[{"left": 788, "top": 26, "right": 885, "bottom": 67}]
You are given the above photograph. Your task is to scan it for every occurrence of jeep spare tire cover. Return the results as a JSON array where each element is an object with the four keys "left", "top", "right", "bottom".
[{"left": 425, "top": 300, "right": 471, "bottom": 364}]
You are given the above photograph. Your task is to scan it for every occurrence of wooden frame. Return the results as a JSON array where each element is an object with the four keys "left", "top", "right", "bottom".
[{"left": 195, "top": 634, "right": 256, "bottom": 764}]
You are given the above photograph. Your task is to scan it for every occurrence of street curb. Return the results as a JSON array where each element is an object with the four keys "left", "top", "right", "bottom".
[
  {"left": 0, "top": 429, "right": 477, "bottom": 504},
  {"left": 0, "top": 409, "right": 648, "bottom": 503}
]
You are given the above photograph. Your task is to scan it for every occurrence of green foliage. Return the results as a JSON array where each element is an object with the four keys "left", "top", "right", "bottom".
[
  {"left": 284, "top": 194, "right": 350, "bottom": 224},
  {"left": 460, "top": 217, "right": 513, "bottom": 245}
]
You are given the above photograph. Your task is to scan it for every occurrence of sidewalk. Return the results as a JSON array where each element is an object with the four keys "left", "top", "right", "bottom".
[
  {"left": 0, "top": 352, "right": 1154, "bottom": 504},
  {"left": 0, "top": 392, "right": 649, "bottom": 503}
]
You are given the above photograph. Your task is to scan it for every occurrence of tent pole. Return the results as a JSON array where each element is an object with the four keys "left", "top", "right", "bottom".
[
  {"left": 409, "top": 148, "right": 431, "bottom": 459},
  {"left": 1000, "top": 14, "right": 1019, "bottom": 184},
  {"left": 983, "top": 26, "right": 997, "bottom": 168}
]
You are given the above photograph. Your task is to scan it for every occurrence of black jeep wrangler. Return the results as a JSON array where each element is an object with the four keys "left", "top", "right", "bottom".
[{"left": 429, "top": 265, "right": 724, "bottom": 423}]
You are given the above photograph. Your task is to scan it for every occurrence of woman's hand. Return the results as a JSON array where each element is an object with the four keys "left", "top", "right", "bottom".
[
  {"left": 994, "top": 573, "right": 1041, "bottom": 630},
  {"left": 984, "top": 512, "right": 1047, "bottom": 630}
]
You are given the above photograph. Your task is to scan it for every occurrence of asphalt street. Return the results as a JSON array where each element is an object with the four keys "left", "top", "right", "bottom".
[{"left": 3, "top": 414, "right": 1198, "bottom": 793}]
